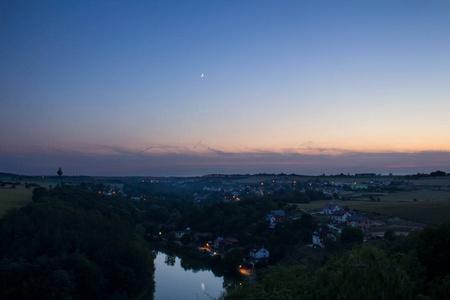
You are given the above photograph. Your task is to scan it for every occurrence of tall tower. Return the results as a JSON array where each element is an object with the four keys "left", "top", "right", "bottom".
[{"left": 57, "top": 167, "right": 63, "bottom": 187}]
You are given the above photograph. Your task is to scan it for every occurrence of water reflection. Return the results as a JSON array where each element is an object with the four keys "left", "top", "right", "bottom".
[
  {"left": 153, "top": 251, "right": 225, "bottom": 300},
  {"left": 164, "top": 254, "right": 176, "bottom": 266}
]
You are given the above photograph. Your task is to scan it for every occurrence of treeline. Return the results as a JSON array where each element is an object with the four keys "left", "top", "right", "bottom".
[
  {"left": 407, "top": 170, "right": 448, "bottom": 178},
  {"left": 223, "top": 224, "right": 450, "bottom": 299},
  {"left": 265, "top": 188, "right": 334, "bottom": 203},
  {"left": 0, "top": 187, "right": 155, "bottom": 300}
]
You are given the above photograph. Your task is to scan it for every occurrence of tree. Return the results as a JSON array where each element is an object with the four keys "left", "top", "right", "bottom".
[
  {"left": 0, "top": 187, "right": 155, "bottom": 299},
  {"left": 180, "top": 233, "right": 191, "bottom": 245},
  {"left": 164, "top": 254, "right": 176, "bottom": 266},
  {"left": 429, "top": 170, "right": 446, "bottom": 177},
  {"left": 166, "top": 232, "right": 176, "bottom": 249},
  {"left": 418, "top": 223, "right": 450, "bottom": 281},
  {"left": 317, "top": 244, "right": 413, "bottom": 299},
  {"left": 223, "top": 265, "right": 314, "bottom": 299},
  {"left": 222, "top": 249, "right": 244, "bottom": 274},
  {"left": 384, "top": 229, "right": 396, "bottom": 242},
  {"left": 341, "top": 226, "right": 364, "bottom": 244}
]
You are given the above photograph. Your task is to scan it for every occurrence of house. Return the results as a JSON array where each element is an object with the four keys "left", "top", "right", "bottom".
[
  {"left": 249, "top": 246, "right": 269, "bottom": 261},
  {"left": 219, "top": 238, "right": 239, "bottom": 250},
  {"left": 331, "top": 209, "right": 351, "bottom": 223},
  {"left": 214, "top": 237, "right": 239, "bottom": 250},
  {"left": 323, "top": 203, "right": 342, "bottom": 214},
  {"left": 312, "top": 228, "right": 336, "bottom": 248},
  {"left": 173, "top": 230, "right": 189, "bottom": 239},
  {"left": 346, "top": 216, "right": 373, "bottom": 231},
  {"left": 213, "top": 237, "right": 223, "bottom": 249},
  {"left": 269, "top": 210, "right": 285, "bottom": 217},
  {"left": 193, "top": 232, "right": 213, "bottom": 243},
  {"left": 266, "top": 210, "right": 286, "bottom": 228},
  {"left": 269, "top": 215, "right": 286, "bottom": 229}
]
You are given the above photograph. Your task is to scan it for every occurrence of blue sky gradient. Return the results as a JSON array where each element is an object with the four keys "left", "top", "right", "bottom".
[{"left": 1, "top": 0, "right": 450, "bottom": 175}]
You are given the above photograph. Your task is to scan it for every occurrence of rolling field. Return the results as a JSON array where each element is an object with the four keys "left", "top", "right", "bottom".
[
  {"left": 290, "top": 177, "right": 450, "bottom": 225},
  {"left": 404, "top": 177, "right": 450, "bottom": 187},
  {"left": 16, "top": 177, "right": 124, "bottom": 190},
  {"left": 294, "top": 198, "right": 450, "bottom": 225},
  {"left": 0, "top": 185, "right": 33, "bottom": 217},
  {"left": 379, "top": 189, "right": 450, "bottom": 202}
]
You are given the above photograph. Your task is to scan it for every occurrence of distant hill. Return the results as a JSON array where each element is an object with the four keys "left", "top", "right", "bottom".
[{"left": 0, "top": 172, "right": 21, "bottom": 178}]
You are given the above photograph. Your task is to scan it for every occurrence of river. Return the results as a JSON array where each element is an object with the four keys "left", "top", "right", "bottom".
[{"left": 153, "top": 251, "right": 225, "bottom": 300}]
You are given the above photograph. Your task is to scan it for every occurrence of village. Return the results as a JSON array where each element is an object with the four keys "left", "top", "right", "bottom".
[{"left": 160, "top": 200, "right": 427, "bottom": 275}]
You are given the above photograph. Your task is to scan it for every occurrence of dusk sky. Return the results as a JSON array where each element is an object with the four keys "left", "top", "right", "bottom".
[{"left": 1, "top": 0, "right": 450, "bottom": 176}]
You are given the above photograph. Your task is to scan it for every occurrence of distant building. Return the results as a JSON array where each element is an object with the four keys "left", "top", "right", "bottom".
[
  {"left": 312, "top": 228, "right": 336, "bottom": 248},
  {"left": 355, "top": 173, "right": 377, "bottom": 177},
  {"left": 323, "top": 203, "right": 342, "bottom": 214},
  {"left": 213, "top": 237, "right": 223, "bottom": 249},
  {"left": 268, "top": 215, "right": 286, "bottom": 229},
  {"left": 173, "top": 230, "right": 189, "bottom": 239},
  {"left": 193, "top": 232, "right": 213, "bottom": 243},
  {"left": 249, "top": 246, "right": 269, "bottom": 261},
  {"left": 331, "top": 209, "right": 351, "bottom": 223},
  {"left": 269, "top": 210, "right": 285, "bottom": 217},
  {"left": 214, "top": 237, "right": 239, "bottom": 250},
  {"left": 347, "top": 216, "right": 373, "bottom": 231}
]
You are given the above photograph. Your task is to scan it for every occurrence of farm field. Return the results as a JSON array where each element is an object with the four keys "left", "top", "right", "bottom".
[
  {"left": 404, "top": 177, "right": 450, "bottom": 187},
  {"left": 0, "top": 185, "right": 33, "bottom": 217},
  {"left": 17, "top": 177, "right": 78, "bottom": 189},
  {"left": 0, "top": 176, "right": 124, "bottom": 190},
  {"left": 379, "top": 189, "right": 450, "bottom": 202},
  {"left": 294, "top": 197, "right": 450, "bottom": 226}
]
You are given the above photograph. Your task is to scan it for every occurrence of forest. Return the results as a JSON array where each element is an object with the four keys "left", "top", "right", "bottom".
[{"left": 0, "top": 186, "right": 155, "bottom": 300}]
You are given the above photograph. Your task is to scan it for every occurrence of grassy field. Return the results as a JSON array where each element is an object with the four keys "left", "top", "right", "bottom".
[
  {"left": 379, "top": 189, "right": 450, "bottom": 202},
  {"left": 15, "top": 177, "right": 124, "bottom": 190},
  {"left": 0, "top": 185, "right": 33, "bottom": 217},
  {"left": 294, "top": 198, "right": 450, "bottom": 226},
  {"left": 404, "top": 177, "right": 450, "bottom": 187}
]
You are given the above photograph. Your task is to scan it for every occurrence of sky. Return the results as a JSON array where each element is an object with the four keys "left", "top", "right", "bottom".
[{"left": 1, "top": 0, "right": 450, "bottom": 176}]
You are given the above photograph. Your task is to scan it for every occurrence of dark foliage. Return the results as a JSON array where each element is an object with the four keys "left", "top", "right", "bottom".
[
  {"left": 223, "top": 223, "right": 450, "bottom": 299},
  {"left": 341, "top": 226, "right": 364, "bottom": 244},
  {"left": 0, "top": 187, "right": 155, "bottom": 300}
]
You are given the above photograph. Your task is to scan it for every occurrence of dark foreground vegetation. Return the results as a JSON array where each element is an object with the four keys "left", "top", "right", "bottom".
[
  {"left": 0, "top": 187, "right": 154, "bottom": 300},
  {"left": 1, "top": 174, "right": 450, "bottom": 299},
  {"left": 224, "top": 224, "right": 450, "bottom": 299}
]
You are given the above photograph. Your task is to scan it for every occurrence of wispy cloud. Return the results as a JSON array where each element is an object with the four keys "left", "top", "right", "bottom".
[{"left": 1, "top": 144, "right": 449, "bottom": 176}]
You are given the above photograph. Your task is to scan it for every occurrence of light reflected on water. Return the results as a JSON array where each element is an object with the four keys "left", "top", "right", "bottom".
[{"left": 153, "top": 252, "right": 224, "bottom": 300}]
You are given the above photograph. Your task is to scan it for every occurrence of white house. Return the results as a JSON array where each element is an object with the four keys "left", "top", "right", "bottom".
[
  {"left": 249, "top": 246, "right": 269, "bottom": 260},
  {"left": 323, "top": 203, "right": 342, "bottom": 214},
  {"left": 268, "top": 215, "right": 286, "bottom": 229},
  {"left": 331, "top": 209, "right": 351, "bottom": 223},
  {"left": 265, "top": 210, "right": 285, "bottom": 221},
  {"left": 312, "top": 228, "right": 336, "bottom": 248}
]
